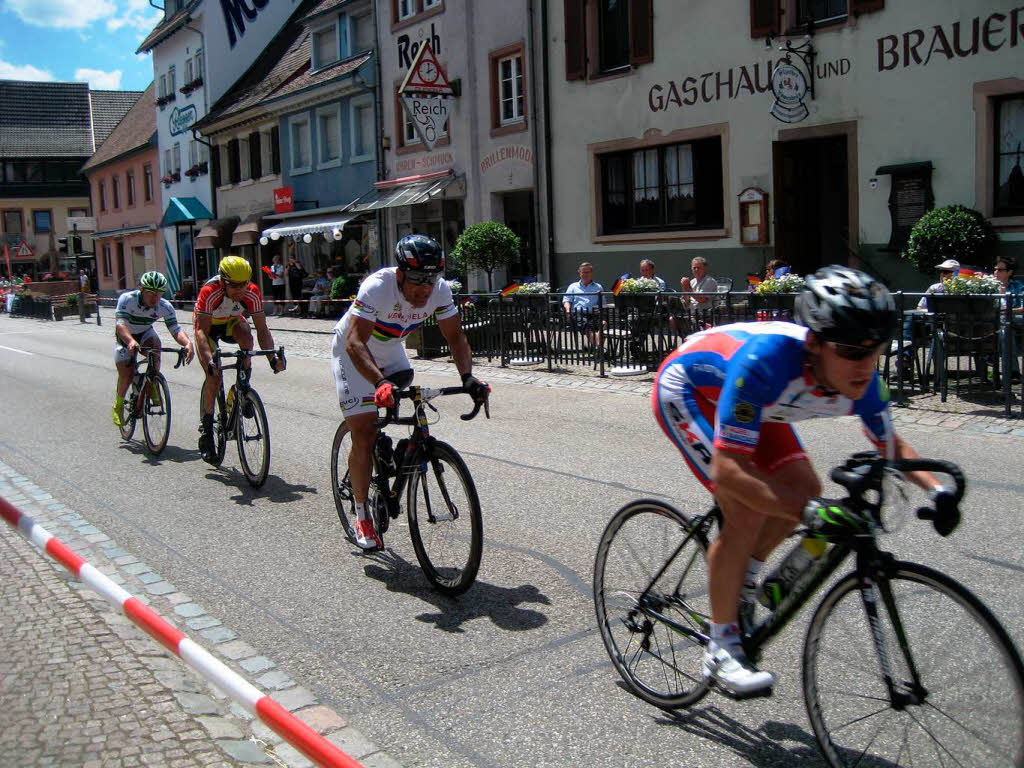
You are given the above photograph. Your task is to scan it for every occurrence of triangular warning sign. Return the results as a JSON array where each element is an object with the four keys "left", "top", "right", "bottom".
[
  {"left": 399, "top": 42, "right": 454, "bottom": 96},
  {"left": 14, "top": 240, "right": 33, "bottom": 258}
]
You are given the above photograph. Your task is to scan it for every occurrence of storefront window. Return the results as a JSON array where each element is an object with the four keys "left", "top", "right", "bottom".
[{"left": 995, "top": 94, "right": 1024, "bottom": 217}]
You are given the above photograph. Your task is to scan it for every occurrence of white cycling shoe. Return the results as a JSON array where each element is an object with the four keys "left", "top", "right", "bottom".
[
  {"left": 702, "top": 644, "right": 775, "bottom": 696},
  {"left": 353, "top": 518, "right": 382, "bottom": 550}
]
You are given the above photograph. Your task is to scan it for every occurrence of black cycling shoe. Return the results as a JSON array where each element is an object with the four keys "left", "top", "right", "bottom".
[
  {"left": 242, "top": 400, "right": 255, "bottom": 419},
  {"left": 198, "top": 429, "right": 216, "bottom": 464}
]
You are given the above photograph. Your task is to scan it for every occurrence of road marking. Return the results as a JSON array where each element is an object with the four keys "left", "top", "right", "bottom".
[{"left": 0, "top": 344, "right": 33, "bottom": 355}]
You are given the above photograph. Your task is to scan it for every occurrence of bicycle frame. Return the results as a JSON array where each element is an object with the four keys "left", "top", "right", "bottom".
[
  {"left": 126, "top": 346, "right": 185, "bottom": 419},
  {"left": 211, "top": 347, "right": 283, "bottom": 434}
]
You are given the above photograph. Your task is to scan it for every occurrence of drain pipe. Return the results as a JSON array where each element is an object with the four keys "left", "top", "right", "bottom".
[
  {"left": 527, "top": 0, "right": 543, "bottom": 281},
  {"left": 539, "top": 0, "right": 557, "bottom": 287},
  {"left": 372, "top": 0, "right": 386, "bottom": 266}
]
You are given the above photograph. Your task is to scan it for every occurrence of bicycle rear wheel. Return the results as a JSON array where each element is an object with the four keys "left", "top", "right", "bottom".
[
  {"left": 119, "top": 382, "right": 139, "bottom": 441},
  {"left": 593, "top": 500, "right": 713, "bottom": 709},
  {"left": 406, "top": 440, "right": 482, "bottom": 595},
  {"left": 330, "top": 423, "right": 357, "bottom": 544},
  {"left": 236, "top": 389, "right": 270, "bottom": 487},
  {"left": 804, "top": 561, "right": 1024, "bottom": 768},
  {"left": 142, "top": 373, "right": 171, "bottom": 455}
]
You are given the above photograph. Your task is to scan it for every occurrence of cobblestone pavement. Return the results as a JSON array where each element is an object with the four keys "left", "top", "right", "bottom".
[{"left": 0, "top": 461, "right": 402, "bottom": 768}]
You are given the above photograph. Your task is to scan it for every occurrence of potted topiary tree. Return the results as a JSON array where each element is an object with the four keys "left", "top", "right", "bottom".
[
  {"left": 449, "top": 221, "right": 521, "bottom": 293},
  {"left": 902, "top": 204, "right": 998, "bottom": 275}
]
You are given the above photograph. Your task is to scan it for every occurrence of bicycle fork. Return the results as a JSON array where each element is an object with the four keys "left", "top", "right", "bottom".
[{"left": 857, "top": 552, "right": 928, "bottom": 709}]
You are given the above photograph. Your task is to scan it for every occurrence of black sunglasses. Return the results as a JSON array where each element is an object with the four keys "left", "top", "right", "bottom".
[
  {"left": 403, "top": 270, "right": 437, "bottom": 286},
  {"left": 831, "top": 341, "right": 883, "bottom": 361}
]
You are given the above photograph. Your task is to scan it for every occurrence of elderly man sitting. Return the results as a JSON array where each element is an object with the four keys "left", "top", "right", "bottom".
[{"left": 679, "top": 257, "right": 718, "bottom": 305}]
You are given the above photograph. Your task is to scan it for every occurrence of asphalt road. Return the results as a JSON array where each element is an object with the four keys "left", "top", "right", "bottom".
[{"left": 2, "top": 316, "right": 1022, "bottom": 768}]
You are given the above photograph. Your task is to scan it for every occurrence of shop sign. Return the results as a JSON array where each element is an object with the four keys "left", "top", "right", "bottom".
[
  {"left": 396, "top": 150, "right": 453, "bottom": 174},
  {"left": 273, "top": 186, "right": 293, "bottom": 214},
  {"left": 401, "top": 95, "right": 452, "bottom": 150},
  {"left": 877, "top": 7, "right": 1024, "bottom": 71},
  {"left": 169, "top": 105, "right": 198, "bottom": 136},
  {"left": 479, "top": 144, "right": 534, "bottom": 174},
  {"left": 397, "top": 24, "right": 442, "bottom": 69},
  {"left": 399, "top": 41, "right": 455, "bottom": 150},
  {"left": 14, "top": 240, "right": 33, "bottom": 259},
  {"left": 769, "top": 62, "right": 809, "bottom": 123}
]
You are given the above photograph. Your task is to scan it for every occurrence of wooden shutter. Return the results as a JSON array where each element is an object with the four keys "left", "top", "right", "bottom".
[
  {"left": 228, "top": 139, "right": 240, "bottom": 184},
  {"left": 750, "top": 0, "right": 779, "bottom": 38},
  {"left": 629, "top": 0, "right": 653, "bottom": 66},
  {"left": 564, "top": 0, "right": 586, "bottom": 81},
  {"left": 249, "top": 132, "right": 262, "bottom": 179},
  {"left": 851, "top": 0, "right": 884, "bottom": 13},
  {"left": 270, "top": 126, "right": 281, "bottom": 175},
  {"left": 212, "top": 145, "right": 222, "bottom": 187}
]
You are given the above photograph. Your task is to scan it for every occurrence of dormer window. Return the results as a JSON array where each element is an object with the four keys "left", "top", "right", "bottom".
[{"left": 313, "top": 22, "right": 340, "bottom": 70}]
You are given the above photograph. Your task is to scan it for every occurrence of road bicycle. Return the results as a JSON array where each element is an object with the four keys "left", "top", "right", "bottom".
[
  {"left": 118, "top": 346, "right": 187, "bottom": 455},
  {"left": 331, "top": 373, "right": 488, "bottom": 595},
  {"left": 204, "top": 347, "right": 285, "bottom": 488},
  {"left": 593, "top": 452, "right": 1024, "bottom": 767}
]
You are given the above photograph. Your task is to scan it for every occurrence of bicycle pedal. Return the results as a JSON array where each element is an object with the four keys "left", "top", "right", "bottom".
[{"left": 708, "top": 679, "right": 774, "bottom": 701}]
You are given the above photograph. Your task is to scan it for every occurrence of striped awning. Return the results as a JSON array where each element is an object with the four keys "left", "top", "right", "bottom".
[
  {"left": 261, "top": 214, "right": 356, "bottom": 241},
  {"left": 344, "top": 170, "right": 460, "bottom": 214},
  {"left": 159, "top": 197, "right": 213, "bottom": 228}
]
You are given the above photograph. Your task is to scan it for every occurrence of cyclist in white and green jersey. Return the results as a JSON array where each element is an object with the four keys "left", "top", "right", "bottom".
[{"left": 112, "top": 271, "right": 194, "bottom": 426}]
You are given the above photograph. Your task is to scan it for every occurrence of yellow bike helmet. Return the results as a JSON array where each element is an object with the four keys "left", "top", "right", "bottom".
[{"left": 219, "top": 255, "right": 252, "bottom": 283}]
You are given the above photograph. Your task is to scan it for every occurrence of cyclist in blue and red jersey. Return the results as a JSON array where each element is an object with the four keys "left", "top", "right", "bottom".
[{"left": 652, "top": 266, "right": 948, "bottom": 696}]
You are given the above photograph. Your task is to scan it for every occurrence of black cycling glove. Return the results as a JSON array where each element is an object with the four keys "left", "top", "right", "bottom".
[{"left": 461, "top": 372, "right": 490, "bottom": 403}]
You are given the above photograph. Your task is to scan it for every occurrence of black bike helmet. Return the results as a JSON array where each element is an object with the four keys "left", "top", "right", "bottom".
[
  {"left": 394, "top": 234, "right": 445, "bottom": 277},
  {"left": 795, "top": 265, "right": 897, "bottom": 345}
]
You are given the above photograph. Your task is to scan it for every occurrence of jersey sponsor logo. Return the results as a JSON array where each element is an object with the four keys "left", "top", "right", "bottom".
[
  {"left": 878, "top": 379, "right": 890, "bottom": 403},
  {"left": 720, "top": 424, "right": 758, "bottom": 445},
  {"left": 733, "top": 401, "right": 755, "bottom": 424}
]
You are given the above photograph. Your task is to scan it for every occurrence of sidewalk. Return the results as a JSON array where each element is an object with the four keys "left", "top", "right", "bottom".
[{"left": 0, "top": 462, "right": 401, "bottom": 768}]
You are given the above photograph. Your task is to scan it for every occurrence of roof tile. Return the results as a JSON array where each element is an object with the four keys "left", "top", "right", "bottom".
[{"left": 82, "top": 84, "right": 155, "bottom": 172}]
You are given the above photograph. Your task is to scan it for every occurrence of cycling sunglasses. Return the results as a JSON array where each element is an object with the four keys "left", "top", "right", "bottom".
[
  {"left": 831, "top": 341, "right": 884, "bottom": 361},
  {"left": 223, "top": 278, "right": 248, "bottom": 288},
  {"left": 403, "top": 270, "right": 438, "bottom": 286}
]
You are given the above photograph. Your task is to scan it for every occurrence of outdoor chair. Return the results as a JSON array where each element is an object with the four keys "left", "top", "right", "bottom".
[{"left": 927, "top": 294, "right": 1008, "bottom": 405}]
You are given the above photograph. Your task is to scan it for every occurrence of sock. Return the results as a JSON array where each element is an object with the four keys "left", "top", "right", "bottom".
[
  {"left": 708, "top": 621, "right": 741, "bottom": 654},
  {"left": 354, "top": 501, "right": 368, "bottom": 522}
]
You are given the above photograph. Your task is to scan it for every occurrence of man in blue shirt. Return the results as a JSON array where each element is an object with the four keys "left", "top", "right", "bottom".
[{"left": 563, "top": 262, "right": 604, "bottom": 347}]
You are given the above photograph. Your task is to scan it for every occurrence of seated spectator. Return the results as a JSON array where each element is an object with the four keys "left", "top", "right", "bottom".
[
  {"left": 563, "top": 261, "right": 604, "bottom": 347},
  {"left": 995, "top": 256, "right": 1024, "bottom": 379},
  {"left": 639, "top": 259, "right": 667, "bottom": 291},
  {"left": 765, "top": 258, "right": 791, "bottom": 279},
  {"left": 679, "top": 257, "right": 718, "bottom": 305},
  {"left": 308, "top": 270, "right": 329, "bottom": 317},
  {"left": 895, "top": 259, "right": 960, "bottom": 375}
]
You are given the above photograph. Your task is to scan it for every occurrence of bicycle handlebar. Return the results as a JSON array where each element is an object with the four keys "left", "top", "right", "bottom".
[
  {"left": 831, "top": 452, "right": 965, "bottom": 537},
  {"left": 391, "top": 385, "right": 490, "bottom": 422},
  {"left": 213, "top": 346, "right": 285, "bottom": 370},
  {"left": 133, "top": 346, "right": 188, "bottom": 369}
]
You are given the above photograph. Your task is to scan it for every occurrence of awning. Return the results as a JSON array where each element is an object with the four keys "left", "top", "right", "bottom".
[
  {"left": 159, "top": 197, "right": 213, "bottom": 228},
  {"left": 194, "top": 216, "right": 239, "bottom": 250},
  {"left": 231, "top": 212, "right": 272, "bottom": 247},
  {"left": 261, "top": 213, "right": 357, "bottom": 241},
  {"left": 92, "top": 224, "right": 156, "bottom": 239},
  {"left": 345, "top": 170, "right": 461, "bottom": 214}
]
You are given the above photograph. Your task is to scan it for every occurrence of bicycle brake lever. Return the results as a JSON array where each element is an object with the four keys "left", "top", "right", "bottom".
[{"left": 460, "top": 399, "right": 483, "bottom": 421}]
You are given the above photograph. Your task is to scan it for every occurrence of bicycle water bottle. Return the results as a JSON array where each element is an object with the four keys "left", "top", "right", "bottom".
[
  {"left": 375, "top": 435, "right": 395, "bottom": 475},
  {"left": 759, "top": 536, "right": 828, "bottom": 610},
  {"left": 226, "top": 386, "right": 235, "bottom": 413}
]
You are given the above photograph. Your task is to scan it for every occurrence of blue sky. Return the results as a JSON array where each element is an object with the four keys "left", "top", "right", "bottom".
[{"left": 0, "top": 0, "right": 161, "bottom": 91}]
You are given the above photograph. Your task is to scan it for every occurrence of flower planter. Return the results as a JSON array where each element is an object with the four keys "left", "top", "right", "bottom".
[{"left": 750, "top": 293, "right": 797, "bottom": 311}]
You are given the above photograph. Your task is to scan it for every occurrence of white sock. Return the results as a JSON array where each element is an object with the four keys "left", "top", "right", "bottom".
[
  {"left": 354, "top": 501, "right": 368, "bottom": 522},
  {"left": 708, "top": 621, "right": 741, "bottom": 654}
]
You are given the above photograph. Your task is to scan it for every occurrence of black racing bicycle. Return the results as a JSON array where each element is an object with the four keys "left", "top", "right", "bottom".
[
  {"left": 593, "top": 453, "right": 1024, "bottom": 767},
  {"left": 331, "top": 373, "right": 488, "bottom": 595},
  {"left": 119, "top": 346, "right": 187, "bottom": 455},
  {"left": 204, "top": 347, "right": 284, "bottom": 488}
]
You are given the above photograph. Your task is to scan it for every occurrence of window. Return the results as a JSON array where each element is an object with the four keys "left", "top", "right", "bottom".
[
  {"left": 227, "top": 138, "right": 241, "bottom": 184},
  {"left": 126, "top": 171, "right": 136, "bottom": 206},
  {"left": 173, "top": 143, "right": 181, "bottom": 173},
  {"left": 351, "top": 97, "right": 374, "bottom": 161},
  {"left": 99, "top": 180, "right": 106, "bottom": 211},
  {"left": 168, "top": 65, "right": 176, "bottom": 93},
  {"left": 598, "top": 0, "right": 630, "bottom": 72},
  {"left": 424, "top": 0, "right": 440, "bottom": 7},
  {"left": 143, "top": 165, "right": 153, "bottom": 201},
  {"left": 995, "top": 95, "right": 1024, "bottom": 217},
  {"left": 32, "top": 210, "right": 52, "bottom": 232},
  {"left": 317, "top": 105, "right": 341, "bottom": 167},
  {"left": 3, "top": 210, "right": 22, "bottom": 234},
  {"left": 112, "top": 176, "right": 120, "bottom": 208},
  {"left": 163, "top": 148, "right": 172, "bottom": 177},
  {"left": 270, "top": 125, "right": 281, "bottom": 174},
  {"left": 313, "top": 23, "right": 339, "bottom": 70},
  {"left": 398, "top": 0, "right": 415, "bottom": 20},
  {"left": 159, "top": 74, "right": 166, "bottom": 99},
  {"left": 289, "top": 115, "right": 312, "bottom": 172},
  {"left": 69, "top": 207, "right": 87, "bottom": 218},
  {"left": 239, "top": 135, "right": 250, "bottom": 180},
  {"left": 352, "top": 11, "right": 374, "bottom": 52},
  {"left": 195, "top": 50, "right": 204, "bottom": 81},
  {"left": 499, "top": 55, "right": 524, "bottom": 124},
  {"left": 599, "top": 137, "right": 723, "bottom": 235},
  {"left": 185, "top": 58, "right": 193, "bottom": 86},
  {"left": 796, "top": 0, "right": 847, "bottom": 23},
  {"left": 102, "top": 244, "right": 112, "bottom": 277},
  {"left": 189, "top": 139, "right": 199, "bottom": 170},
  {"left": 564, "top": 0, "right": 652, "bottom": 80}
]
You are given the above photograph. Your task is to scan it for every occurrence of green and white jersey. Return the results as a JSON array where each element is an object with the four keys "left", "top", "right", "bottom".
[{"left": 114, "top": 290, "right": 181, "bottom": 337}]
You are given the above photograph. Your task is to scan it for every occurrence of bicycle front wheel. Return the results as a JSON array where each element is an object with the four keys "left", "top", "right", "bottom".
[
  {"left": 330, "top": 423, "right": 358, "bottom": 544},
  {"left": 142, "top": 373, "right": 171, "bottom": 455},
  {"left": 406, "top": 440, "right": 482, "bottom": 595},
  {"left": 593, "top": 500, "right": 712, "bottom": 710},
  {"left": 804, "top": 561, "right": 1024, "bottom": 768},
  {"left": 236, "top": 389, "right": 270, "bottom": 487},
  {"left": 119, "top": 385, "right": 138, "bottom": 441}
]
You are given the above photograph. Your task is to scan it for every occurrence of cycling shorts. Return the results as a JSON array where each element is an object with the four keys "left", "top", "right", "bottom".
[
  {"left": 652, "top": 370, "right": 807, "bottom": 492},
  {"left": 114, "top": 326, "right": 158, "bottom": 365},
  {"left": 331, "top": 328, "right": 411, "bottom": 416},
  {"left": 200, "top": 317, "right": 245, "bottom": 349}
]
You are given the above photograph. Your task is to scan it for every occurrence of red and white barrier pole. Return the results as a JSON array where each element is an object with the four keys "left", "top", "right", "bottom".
[{"left": 0, "top": 497, "right": 363, "bottom": 768}]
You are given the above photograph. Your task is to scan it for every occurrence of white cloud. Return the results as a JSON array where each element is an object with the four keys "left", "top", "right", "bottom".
[
  {"left": 75, "top": 67, "right": 123, "bottom": 89},
  {"left": 3, "top": 0, "right": 116, "bottom": 29},
  {"left": 105, "top": 0, "right": 161, "bottom": 33},
  {"left": 0, "top": 59, "right": 56, "bottom": 81}
]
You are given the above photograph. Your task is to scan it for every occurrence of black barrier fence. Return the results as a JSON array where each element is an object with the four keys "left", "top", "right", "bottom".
[
  {"left": 8, "top": 294, "right": 53, "bottom": 319},
  {"left": 418, "top": 291, "right": 1024, "bottom": 416}
]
